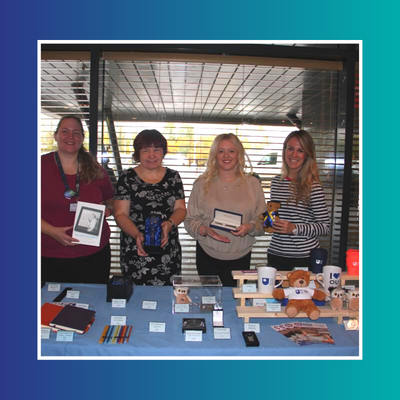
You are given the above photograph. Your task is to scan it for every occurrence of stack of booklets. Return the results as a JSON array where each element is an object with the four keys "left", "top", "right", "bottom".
[
  {"left": 41, "top": 303, "right": 96, "bottom": 334},
  {"left": 271, "top": 322, "right": 335, "bottom": 346}
]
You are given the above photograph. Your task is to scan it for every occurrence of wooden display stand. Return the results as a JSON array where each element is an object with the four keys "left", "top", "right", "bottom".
[{"left": 232, "top": 271, "right": 359, "bottom": 324}]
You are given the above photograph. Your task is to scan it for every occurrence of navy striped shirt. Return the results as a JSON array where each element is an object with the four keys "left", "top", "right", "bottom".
[{"left": 268, "top": 176, "right": 331, "bottom": 258}]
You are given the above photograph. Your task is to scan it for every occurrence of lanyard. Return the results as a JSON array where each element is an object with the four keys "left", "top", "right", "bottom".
[{"left": 54, "top": 152, "right": 80, "bottom": 200}]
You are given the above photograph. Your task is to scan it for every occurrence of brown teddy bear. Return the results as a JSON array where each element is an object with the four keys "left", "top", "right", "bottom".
[
  {"left": 272, "top": 270, "right": 326, "bottom": 320},
  {"left": 260, "top": 201, "right": 281, "bottom": 233}
]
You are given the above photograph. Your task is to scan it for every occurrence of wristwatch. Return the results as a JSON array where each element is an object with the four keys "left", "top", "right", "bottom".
[
  {"left": 168, "top": 219, "right": 176, "bottom": 229},
  {"left": 292, "top": 226, "right": 298, "bottom": 235}
]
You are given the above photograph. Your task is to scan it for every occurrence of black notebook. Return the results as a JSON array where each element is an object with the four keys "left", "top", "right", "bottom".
[{"left": 50, "top": 305, "right": 96, "bottom": 334}]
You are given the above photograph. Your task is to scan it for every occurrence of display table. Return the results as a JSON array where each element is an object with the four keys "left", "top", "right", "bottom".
[{"left": 40, "top": 283, "right": 359, "bottom": 357}]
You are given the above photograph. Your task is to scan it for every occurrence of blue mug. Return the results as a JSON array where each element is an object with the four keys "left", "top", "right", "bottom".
[{"left": 310, "top": 248, "right": 328, "bottom": 274}]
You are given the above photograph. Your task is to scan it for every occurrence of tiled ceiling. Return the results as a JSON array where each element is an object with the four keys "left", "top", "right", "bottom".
[{"left": 41, "top": 57, "right": 337, "bottom": 126}]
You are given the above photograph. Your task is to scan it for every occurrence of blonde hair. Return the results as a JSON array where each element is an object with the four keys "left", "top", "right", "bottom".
[
  {"left": 201, "top": 133, "right": 247, "bottom": 193},
  {"left": 55, "top": 116, "right": 104, "bottom": 184},
  {"left": 281, "top": 130, "right": 321, "bottom": 204}
]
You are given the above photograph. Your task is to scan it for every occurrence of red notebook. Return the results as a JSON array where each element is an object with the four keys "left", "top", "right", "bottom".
[{"left": 41, "top": 303, "right": 64, "bottom": 328}]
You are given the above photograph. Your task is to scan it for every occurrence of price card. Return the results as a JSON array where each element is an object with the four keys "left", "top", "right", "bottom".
[
  {"left": 244, "top": 323, "right": 260, "bottom": 333},
  {"left": 110, "top": 316, "right": 127, "bottom": 326},
  {"left": 213, "top": 328, "right": 231, "bottom": 340},
  {"left": 266, "top": 299, "right": 282, "bottom": 312},
  {"left": 242, "top": 283, "right": 257, "bottom": 293},
  {"left": 112, "top": 299, "right": 127, "bottom": 308},
  {"left": 56, "top": 331, "right": 74, "bottom": 342},
  {"left": 66, "top": 290, "right": 80, "bottom": 299},
  {"left": 41, "top": 328, "right": 51, "bottom": 339},
  {"left": 149, "top": 322, "right": 166, "bottom": 333},
  {"left": 174, "top": 304, "right": 190, "bottom": 313},
  {"left": 184, "top": 330, "right": 202, "bottom": 342},
  {"left": 343, "top": 285, "right": 356, "bottom": 291},
  {"left": 74, "top": 303, "right": 89, "bottom": 309},
  {"left": 253, "top": 298, "right": 267, "bottom": 307},
  {"left": 202, "top": 296, "right": 216, "bottom": 304},
  {"left": 142, "top": 301, "right": 157, "bottom": 310},
  {"left": 294, "top": 267, "right": 309, "bottom": 271},
  {"left": 47, "top": 284, "right": 61, "bottom": 292}
]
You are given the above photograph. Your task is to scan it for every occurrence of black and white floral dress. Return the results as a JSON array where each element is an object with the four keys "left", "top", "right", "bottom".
[{"left": 115, "top": 167, "right": 185, "bottom": 285}]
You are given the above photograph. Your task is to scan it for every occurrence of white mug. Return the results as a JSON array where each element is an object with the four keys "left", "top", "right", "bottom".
[
  {"left": 256, "top": 265, "right": 283, "bottom": 294},
  {"left": 316, "top": 265, "right": 342, "bottom": 293}
]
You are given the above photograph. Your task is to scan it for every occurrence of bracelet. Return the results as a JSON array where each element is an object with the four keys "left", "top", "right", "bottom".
[{"left": 168, "top": 219, "right": 176, "bottom": 228}]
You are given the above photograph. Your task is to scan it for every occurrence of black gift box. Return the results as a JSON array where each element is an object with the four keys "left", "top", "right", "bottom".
[
  {"left": 106, "top": 276, "right": 134, "bottom": 303},
  {"left": 182, "top": 318, "right": 207, "bottom": 333}
]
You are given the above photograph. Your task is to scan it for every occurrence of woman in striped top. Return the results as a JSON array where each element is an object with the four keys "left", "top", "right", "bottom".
[{"left": 267, "top": 130, "right": 331, "bottom": 270}]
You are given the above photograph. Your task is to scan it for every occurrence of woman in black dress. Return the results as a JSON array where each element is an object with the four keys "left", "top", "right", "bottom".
[{"left": 114, "top": 130, "right": 186, "bottom": 285}]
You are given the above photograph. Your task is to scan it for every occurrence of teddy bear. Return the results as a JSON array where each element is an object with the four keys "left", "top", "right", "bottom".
[
  {"left": 174, "top": 287, "right": 192, "bottom": 304},
  {"left": 272, "top": 270, "right": 326, "bottom": 320},
  {"left": 259, "top": 201, "right": 281, "bottom": 233}
]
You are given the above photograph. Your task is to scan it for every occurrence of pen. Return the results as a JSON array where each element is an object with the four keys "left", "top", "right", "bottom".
[
  {"left": 112, "top": 326, "right": 121, "bottom": 344},
  {"left": 106, "top": 325, "right": 114, "bottom": 343},
  {"left": 99, "top": 325, "right": 109, "bottom": 344},
  {"left": 118, "top": 325, "right": 126, "bottom": 344},
  {"left": 125, "top": 326, "right": 133, "bottom": 343}
]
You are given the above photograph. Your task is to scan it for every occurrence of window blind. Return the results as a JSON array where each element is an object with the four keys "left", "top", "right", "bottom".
[{"left": 40, "top": 53, "right": 357, "bottom": 278}]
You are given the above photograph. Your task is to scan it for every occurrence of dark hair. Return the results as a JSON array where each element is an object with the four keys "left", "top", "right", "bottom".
[{"left": 133, "top": 130, "right": 168, "bottom": 162}]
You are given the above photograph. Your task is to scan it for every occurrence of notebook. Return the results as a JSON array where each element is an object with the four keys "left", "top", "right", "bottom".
[
  {"left": 49, "top": 305, "right": 96, "bottom": 334},
  {"left": 41, "top": 302, "right": 64, "bottom": 329}
]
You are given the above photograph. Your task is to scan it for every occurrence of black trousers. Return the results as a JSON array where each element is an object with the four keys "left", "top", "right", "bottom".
[
  {"left": 41, "top": 244, "right": 111, "bottom": 284},
  {"left": 267, "top": 253, "right": 310, "bottom": 271},
  {"left": 196, "top": 243, "right": 251, "bottom": 287}
]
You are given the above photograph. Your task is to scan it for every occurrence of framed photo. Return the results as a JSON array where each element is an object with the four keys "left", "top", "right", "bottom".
[{"left": 72, "top": 201, "right": 106, "bottom": 247}]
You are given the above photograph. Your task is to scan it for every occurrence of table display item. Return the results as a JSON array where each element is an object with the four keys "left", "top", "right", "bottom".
[
  {"left": 310, "top": 248, "right": 328, "bottom": 274},
  {"left": 272, "top": 270, "right": 326, "bottom": 320},
  {"left": 98, "top": 325, "right": 133, "bottom": 344},
  {"left": 182, "top": 318, "right": 207, "bottom": 333},
  {"left": 72, "top": 201, "right": 106, "bottom": 247},
  {"left": 346, "top": 249, "right": 359, "bottom": 275},
  {"left": 210, "top": 209, "right": 242, "bottom": 232},
  {"left": 260, "top": 201, "right": 281, "bottom": 233},
  {"left": 172, "top": 275, "right": 222, "bottom": 314},
  {"left": 256, "top": 265, "right": 283, "bottom": 293},
  {"left": 232, "top": 270, "right": 360, "bottom": 325},
  {"left": 41, "top": 302, "right": 64, "bottom": 329},
  {"left": 52, "top": 287, "right": 72, "bottom": 302},
  {"left": 345, "top": 289, "right": 360, "bottom": 311},
  {"left": 213, "top": 303, "right": 224, "bottom": 327},
  {"left": 49, "top": 304, "right": 96, "bottom": 334},
  {"left": 330, "top": 288, "right": 346, "bottom": 311},
  {"left": 316, "top": 265, "right": 342, "bottom": 295},
  {"left": 144, "top": 215, "right": 162, "bottom": 254},
  {"left": 107, "top": 275, "right": 134, "bottom": 303},
  {"left": 242, "top": 331, "right": 260, "bottom": 347}
]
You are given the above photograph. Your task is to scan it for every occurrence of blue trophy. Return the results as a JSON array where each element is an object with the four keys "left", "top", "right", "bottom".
[{"left": 144, "top": 215, "right": 162, "bottom": 254}]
